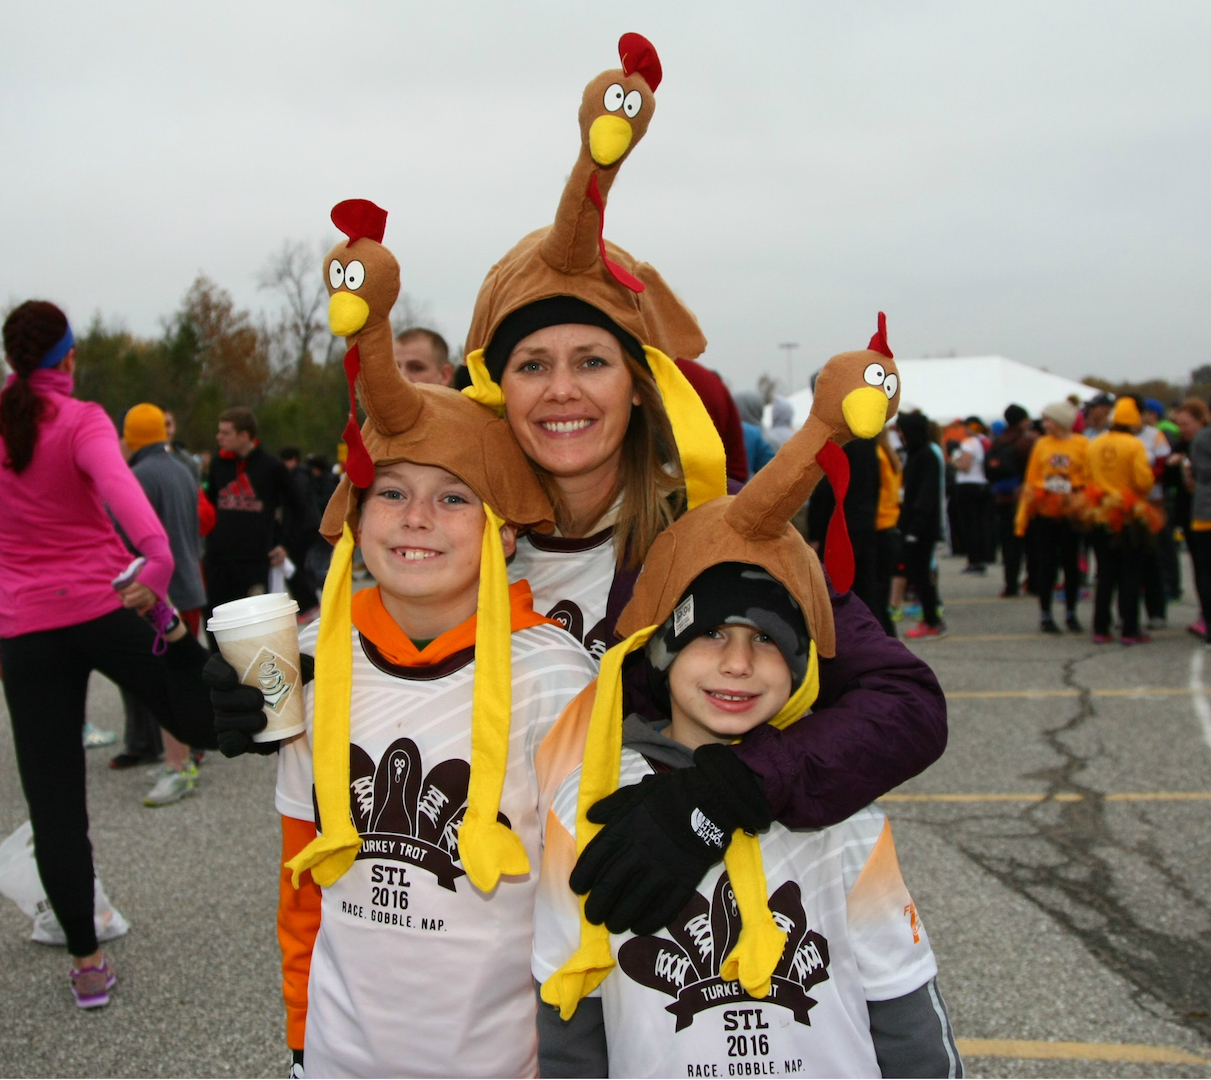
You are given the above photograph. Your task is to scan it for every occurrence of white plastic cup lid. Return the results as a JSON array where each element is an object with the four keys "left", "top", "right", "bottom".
[{"left": 206, "top": 593, "right": 299, "bottom": 633}]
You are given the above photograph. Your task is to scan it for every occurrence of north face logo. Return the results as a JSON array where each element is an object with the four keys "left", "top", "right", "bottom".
[
  {"left": 690, "top": 808, "right": 726, "bottom": 849},
  {"left": 313, "top": 737, "right": 510, "bottom": 891},
  {"left": 617, "top": 874, "right": 830, "bottom": 1030}
]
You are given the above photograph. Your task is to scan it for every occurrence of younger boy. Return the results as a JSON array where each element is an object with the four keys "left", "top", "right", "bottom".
[{"left": 532, "top": 562, "right": 961, "bottom": 1077}]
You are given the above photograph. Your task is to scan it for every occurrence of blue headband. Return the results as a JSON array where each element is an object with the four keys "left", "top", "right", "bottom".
[{"left": 37, "top": 325, "right": 74, "bottom": 369}]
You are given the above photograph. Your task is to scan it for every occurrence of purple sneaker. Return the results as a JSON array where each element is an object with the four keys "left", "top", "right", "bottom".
[{"left": 70, "top": 957, "right": 116, "bottom": 1009}]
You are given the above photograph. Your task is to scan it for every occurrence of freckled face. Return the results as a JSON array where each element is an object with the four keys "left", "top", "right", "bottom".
[
  {"left": 358, "top": 461, "right": 515, "bottom": 623},
  {"left": 500, "top": 323, "right": 641, "bottom": 486}
]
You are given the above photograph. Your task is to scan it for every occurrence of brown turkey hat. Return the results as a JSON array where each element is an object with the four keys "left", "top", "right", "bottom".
[
  {"left": 464, "top": 33, "right": 706, "bottom": 370},
  {"left": 317, "top": 199, "right": 553, "bottom": 542},
  {"left": 617, "top": 314, "right": 904, "bottom": 658}
]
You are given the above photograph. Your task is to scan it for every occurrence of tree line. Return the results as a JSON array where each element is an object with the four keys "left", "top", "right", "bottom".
[{"left": 69, "top": 240, "right": 431, "bottom": 458}]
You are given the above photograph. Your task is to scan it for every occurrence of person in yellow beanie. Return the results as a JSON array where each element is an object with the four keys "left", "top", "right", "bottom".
[
  {"left": 1085, "top": 397, "right": 1156, "bottom": 643},
  {"left": 122, "top": 402, "right": 167, "bottom": 453}
]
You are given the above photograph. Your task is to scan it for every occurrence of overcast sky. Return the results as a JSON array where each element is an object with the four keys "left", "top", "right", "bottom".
[{"left": 3, "top": 1, "right": 1208, "bottom": 391}]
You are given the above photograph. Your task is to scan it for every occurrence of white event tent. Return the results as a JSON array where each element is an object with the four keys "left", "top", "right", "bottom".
[{"left": 784, "top": 356, "right": 1100, "bottom": 430}]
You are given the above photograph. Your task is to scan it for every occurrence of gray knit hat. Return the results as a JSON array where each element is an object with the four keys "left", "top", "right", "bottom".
[{"left": 1042, "top": 400, "right": 1078, "bottom": 430}]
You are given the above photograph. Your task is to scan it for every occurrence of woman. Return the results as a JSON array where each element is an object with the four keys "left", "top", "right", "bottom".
[
  {"left": 0, "top": 301, "right": 216, "bottom": 1007},
  {"left": 458, "top": 37, "right": 948, "bottom": 931},
  {"left": 1084, "top": 397, "right": 1156, "bottom": 643},
  {"left": 900, "top": 412, "right": 948, "bottom": 640},
  {"left": 1016, "top": 400, "right": 1087, "bottom": 634}
]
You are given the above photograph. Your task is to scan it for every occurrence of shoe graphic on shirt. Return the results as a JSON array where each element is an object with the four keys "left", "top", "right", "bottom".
[
  {"left": 617, "top": 873, "right": 830, "bottom": 1031},
  {"left": 316, "top": 739, "right": 512, "bottom": 892}
]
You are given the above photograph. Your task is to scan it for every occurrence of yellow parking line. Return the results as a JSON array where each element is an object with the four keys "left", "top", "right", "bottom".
[
  {"left": 946, "top": 687, "right": 1203, "bottom": 699},
  {"left": 956, "top": 1038, "right": 1206, "bottom": 1065},
  {"left": 880, "top": 792, "right": 1211, "bottom": 803}
]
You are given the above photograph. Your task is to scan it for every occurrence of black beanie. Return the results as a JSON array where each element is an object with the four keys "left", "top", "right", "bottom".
[
  {"left": 1004, "top": 403, "right": 1028, "bottom": 427},
  {"left": 644, "top": 563, "right": 810, "bottom": 704},
  {"left": 483, "top": 296, "right": 646, "bottom": 381}
]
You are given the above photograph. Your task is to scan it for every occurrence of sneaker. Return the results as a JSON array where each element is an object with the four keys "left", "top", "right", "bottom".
[
  {"left": 1189, "top": 617, "right": 1207, "bottom": 637},
  {"left": 83, "top": 724, "right": 117, "bottom": 749},
  {"left": 906, "top": 621, "right": 949, "bottom": 640},
  {"left": 1091, "top": 634, "right": 1115, "bottom": 644},
  {"left": 70, "top": 956, "right": 116, "bottom": 1009},
  {"left": 1040, "top": 616, "right": 1062, "bottom": 634},
  {"left": 190, "top": 749, "right": 205, "bottom": 769},
  {"left": 1066, "top": 614, "right": 1084, "bottom": 633},
  {"left": 1121, "top": 634, "right": 1152, "bottom": 646},
  {"left": 143, "top": 763, "right": 197, "bottom": 807},
  {"left": 889, "top": 604, "right": 904, "bottom": 622},
  {"left": 902, "top": 602, "right": 922, "bottom": 619},
  {"left": 1000, "top": 588, "right": 1020, "bottom": 598},
  {"left": 109, "top": 751, "right": 159, "bottom": 770}
]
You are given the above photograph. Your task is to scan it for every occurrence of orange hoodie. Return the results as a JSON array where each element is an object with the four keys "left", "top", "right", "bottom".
[{"left": 278, "top": 580, "right": 554, "bottom": 1050}]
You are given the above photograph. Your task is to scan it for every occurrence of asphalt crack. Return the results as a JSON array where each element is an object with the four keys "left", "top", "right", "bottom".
[{"left": 928, "top": 651, "right": 1211, "bottom": 1041}]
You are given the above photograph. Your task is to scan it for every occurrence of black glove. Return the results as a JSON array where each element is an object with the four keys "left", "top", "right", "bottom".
[
  {"left": 288, "top": 1048, "right": 305, "bottom": 1078},
  {"left": 202, "top": 652, "right": 314, "bottom": 758},
  {"left": 569, "top": 743, "right": 772, "bottom": 935}
]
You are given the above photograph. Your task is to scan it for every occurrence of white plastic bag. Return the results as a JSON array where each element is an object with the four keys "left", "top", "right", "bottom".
[{"left": 0, "top": 821, "right": 130, "bottom": 945}]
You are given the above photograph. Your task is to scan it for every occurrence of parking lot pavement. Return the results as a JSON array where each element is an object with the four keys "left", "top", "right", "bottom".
[
  {"left": 0, "top": 554, "right": 1208, "bottom": 1077},
  {"left": 895, "top": 555, "right": 1211, "bottom": 1078}
]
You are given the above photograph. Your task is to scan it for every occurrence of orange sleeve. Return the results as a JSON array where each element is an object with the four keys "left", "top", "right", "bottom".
[
  {"left": 279, "top": 815, "right": 322, "bottom": 1051},
  {"left": 1070, "top": 436, "right": 1088, "bottom": 490}
]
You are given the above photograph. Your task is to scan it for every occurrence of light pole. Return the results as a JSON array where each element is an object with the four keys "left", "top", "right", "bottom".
[{"left": 779, "top": 342, "right": 800, "bottom": 392}]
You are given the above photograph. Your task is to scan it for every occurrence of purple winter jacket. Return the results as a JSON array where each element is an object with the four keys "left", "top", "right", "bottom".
[{"left": 607, "top": 571, "right": 948, "bottom": 829}]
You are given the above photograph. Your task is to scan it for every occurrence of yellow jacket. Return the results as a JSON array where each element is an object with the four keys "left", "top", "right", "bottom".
[
  {"left": 876, "top": 444, "right": 901, "bottom": 530},
  {"left": 1015, "top": 433, "right": 1088, "bottom": 535},
  {"left": 1086, "top": 431, "right": 1153, "bottom": 499}
]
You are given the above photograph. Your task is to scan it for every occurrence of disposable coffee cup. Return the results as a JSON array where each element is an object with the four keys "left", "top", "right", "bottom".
[{"left": 207, "top": 594, "right": 305, "bottom": 742}]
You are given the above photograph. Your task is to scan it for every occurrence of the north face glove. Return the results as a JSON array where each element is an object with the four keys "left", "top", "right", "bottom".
[
  {"left": 569, "top": 743, "right": 772, "bottom": 935},
  {"left": 202, "top": 652, "right": 314, "bottom": 758}
]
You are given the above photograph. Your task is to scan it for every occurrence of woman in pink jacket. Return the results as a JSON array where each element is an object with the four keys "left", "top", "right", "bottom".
[{"left": 0, "top": 301, "right": 215, "bottom": 1008}]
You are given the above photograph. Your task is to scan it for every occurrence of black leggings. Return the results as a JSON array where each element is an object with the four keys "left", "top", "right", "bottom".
[
  {"left": 1091, "top": 528, "right": 1147, "bottom": 638},
  {"left": 1030, "top": 517, "right": 1081, "bottom": 616},
  {"left": 0, "top": 607, "right": 216, "bottom": 956},
  {"left": 903, "top": 537, "right": 942, "bottom": 627},
  {"left": 1187, "top": 530, "right": 1211, "bottom": 639}
]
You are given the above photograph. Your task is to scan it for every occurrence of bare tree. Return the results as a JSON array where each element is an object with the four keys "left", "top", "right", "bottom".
[
  {"left": 258, "top": 240, "right": 330, "bottom": 381},
  {"left": 390, "top": 293, "right": 435, "bottom": 338}
]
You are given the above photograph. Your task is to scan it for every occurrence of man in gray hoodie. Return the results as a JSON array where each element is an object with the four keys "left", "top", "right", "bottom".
[{"left": 112, "top": 404, "right": 208, "bottom": 806}]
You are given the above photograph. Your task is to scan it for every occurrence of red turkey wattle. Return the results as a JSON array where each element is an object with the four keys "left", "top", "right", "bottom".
[
  {"left": 815, "top": 441, "right": 854, "bottom": 593},
  {"left": 586, "top": 174, "right": 645, "bottom": 293},
  {"left": 341, "top": 344, "right": 375, "bottom": 488}
]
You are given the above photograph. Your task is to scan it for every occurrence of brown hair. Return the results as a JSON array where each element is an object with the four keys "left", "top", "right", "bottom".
[
  {"left": 1, "top": 300, "right": 68, "bottom": 474},
  {"left": 395, "top": 328, "right": 450, "bottom": 367},
  {"left": 532, "top": 353, "right": 685, "bottom": 569},
  {"left": 1174, "top": 398, "right": 1210, "bottom": 425},
  {"left": 218, "top": 406, "right": 257, "bottom": 438}
]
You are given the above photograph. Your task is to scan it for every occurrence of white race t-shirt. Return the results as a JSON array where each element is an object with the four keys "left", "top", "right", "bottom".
[
  {"left": 954, "top": 436, "right": 986, "bottom": 484},
  {"left": 277, "top": 618, "right": 597, "bottom": 1079},
  {"left": 508, "top": 528, "right": 617, "bottom": 664},
  {"left": 533, "top": 750, "right": 938, "bottom": 1079}
]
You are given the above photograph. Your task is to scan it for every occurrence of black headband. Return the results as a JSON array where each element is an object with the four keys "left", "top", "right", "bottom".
[{"left": 483, "top": 296, "right": 645, "bottom": 382}]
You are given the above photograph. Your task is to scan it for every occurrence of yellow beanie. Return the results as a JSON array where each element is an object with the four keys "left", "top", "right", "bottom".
[
  {"left": 1112, "top": 397, "right": 1141, "bottom": 427},
  {"left": 124, "top": 403, "right": 167, "bottom": 452}
]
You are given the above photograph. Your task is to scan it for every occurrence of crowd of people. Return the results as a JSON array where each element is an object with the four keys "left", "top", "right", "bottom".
[{"left": 9, "top": 30, "right": 1199, "bottom": 1080}]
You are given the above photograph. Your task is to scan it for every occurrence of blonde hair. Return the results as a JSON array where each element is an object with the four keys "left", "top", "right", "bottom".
[{"left": 534, "top": 353, "right": 685, "bottom": 569}]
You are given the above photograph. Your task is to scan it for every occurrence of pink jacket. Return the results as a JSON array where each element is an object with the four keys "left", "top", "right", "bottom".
[{"left": 0, "top": 369, "right": 174, "bottom": 637}]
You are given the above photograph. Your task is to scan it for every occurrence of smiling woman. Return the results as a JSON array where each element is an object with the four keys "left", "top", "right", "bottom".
[{"left": 457, "top": 35, "right": 949, "bottom": 946}]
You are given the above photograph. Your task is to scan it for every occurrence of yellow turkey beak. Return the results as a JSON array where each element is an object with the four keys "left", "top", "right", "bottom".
[
  {"left": 328, "top": 293, "right": 370, "bottom": 337},
  {"left": 841, "top": 387, "right": 889, "bottom": 440},
  {"left": 589, "top": 115, "right": 633, "bottom": 166}
]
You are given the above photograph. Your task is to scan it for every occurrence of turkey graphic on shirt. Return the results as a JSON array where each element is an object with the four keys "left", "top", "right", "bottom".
[
  {"left": 544, "top": 599, "right": 609, "bottom": 661},
  {"left": 312, "top": 737, "right": 511, "bottom": 892},
  {"left": 617, "top": 873, "right": 830, "bottom": 1031}
]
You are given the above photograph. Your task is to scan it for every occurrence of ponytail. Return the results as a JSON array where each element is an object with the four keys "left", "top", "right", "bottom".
[{"left": 2, "top": 300, "right": 68, "bottom": 474}]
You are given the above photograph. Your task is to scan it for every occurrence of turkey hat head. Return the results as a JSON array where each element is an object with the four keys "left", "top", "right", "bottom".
[
  {"left": 462, "top": 34, "right": 726, "bottom": 513},
  {"left": 617, "top": 313, "right": 903, "bottom": 657},
  {"left": 319, "top": 198, "right": 553, "bottom": 543}
]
